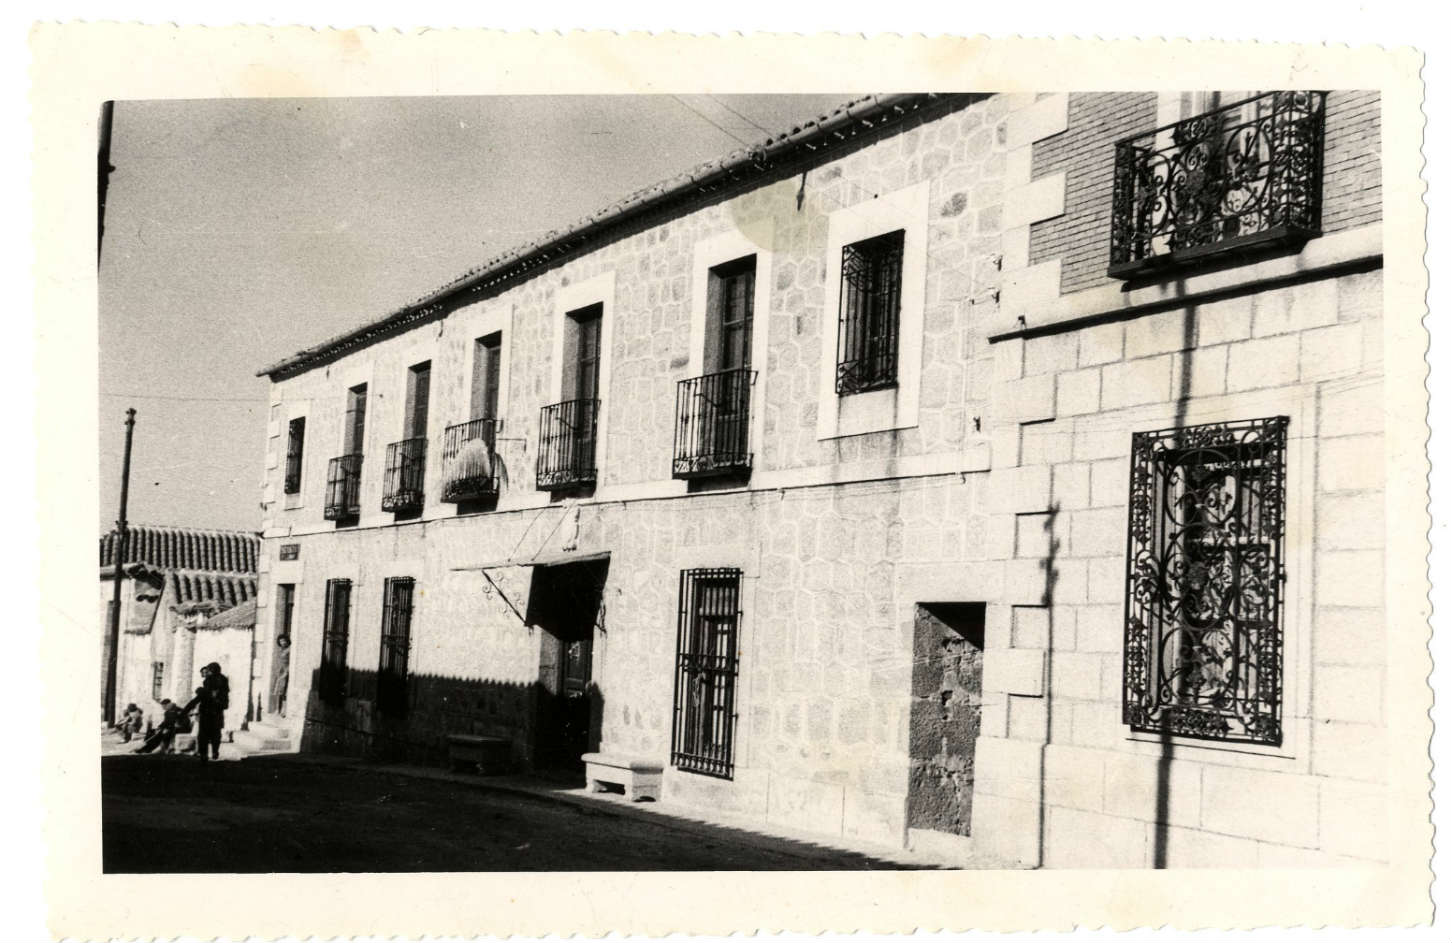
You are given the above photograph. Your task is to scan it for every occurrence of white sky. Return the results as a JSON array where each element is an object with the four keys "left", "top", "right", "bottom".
[{"left": 97, "top": 94, "right": 853, "bottom": 532}]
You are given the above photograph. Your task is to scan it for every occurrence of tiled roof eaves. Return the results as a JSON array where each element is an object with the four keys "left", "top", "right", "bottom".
[
  {"left": 258, "top": 93, "right": 984, "bottom": 381},
  {"left": 99, "top": 524, "right": 260, "bottom": 574}
]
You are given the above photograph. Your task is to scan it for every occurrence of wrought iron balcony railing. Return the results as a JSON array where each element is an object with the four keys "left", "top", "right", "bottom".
[
  {"left": 441, "top": 417, "right": 502, "bottom": 503},
  {"left": 382, "top": 437, "right": 427, "bottom": 512},
  {"left": 536, "top": 398, "right": 598, "bottom": 491},
  {"left": 323, "top": 453, "right": 363, "bottom": 521},
  {"left": 673, "top": 368, "right": 755, "bottom": 479},
  {"left": 1108, "top": 91, "right": 1326, "bottom": 279}
]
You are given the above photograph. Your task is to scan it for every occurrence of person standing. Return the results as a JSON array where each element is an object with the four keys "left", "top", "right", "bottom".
[
  {"left": 269, "top": 635, "right": 291, "bottom": 717},
  {"left": 189, "top": 662, "right": 230, "bottom": 762}
]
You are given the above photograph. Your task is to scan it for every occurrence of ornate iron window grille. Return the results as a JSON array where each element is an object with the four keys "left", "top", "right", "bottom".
[
  {"left": 671, "top": 567, "right": 742, "bottom": 779},
  {"left": 378, "top": 577, "right": 414, "bottom": 717},
  {"left": 283, "top": 416, "right": 306, "bottom": 495},
  {"left": 536, "top": 398, "right": 598, "bottom": 491},
  {"left": 319, "top": 578, "right": 351, "bottom": 706},
  {"left": 836, "top": 229, "right": 904, "bottom": 395},
  {"left": 1108, "top": 91, "right": 1326, "bottom": 279},
  {"left": 440, "top": 417, "right": 502, "bottom": 503},
  {"left": 672, "top": 368, "right": 756, "bottom": 479},
  {"left": 323, "top": 453, "right": 363, "bottom": 520},
  {"left": 382, "top": 437, "right": 427, "bottom": 512},
  {"left": 1123, "top": 416, "right": 1289, "bottom": 746}
]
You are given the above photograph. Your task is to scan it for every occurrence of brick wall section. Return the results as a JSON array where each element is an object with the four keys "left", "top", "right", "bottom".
[
  {"left": 1029, "top": 91, "right": 1382, "bottom": 298},
  {"left": 1028, "top": 93, "right": 1157, "bottom": 295},
  {"left": 1321, "top": 91, "right": 1383, "bottom": 233}
]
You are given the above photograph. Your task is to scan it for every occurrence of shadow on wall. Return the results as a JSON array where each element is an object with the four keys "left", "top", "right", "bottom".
[{"left": 297, "top": 667, "right": 604, "bottom": 774}]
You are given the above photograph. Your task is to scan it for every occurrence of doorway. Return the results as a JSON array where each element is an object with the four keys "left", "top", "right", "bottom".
[
  {"left": 907, "top": 602, "right": 985, "bottom": 836},
  {"left": 527, "top": 558, "right": 607, "bottom": 771}
]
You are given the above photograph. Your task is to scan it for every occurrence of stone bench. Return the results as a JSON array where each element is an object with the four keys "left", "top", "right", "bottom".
[
  {"left": 446, "top": 734, "right": 512, "bottom": 774},
  {"left": 581, "top": 752, "right": 663, "bottom": 801}
]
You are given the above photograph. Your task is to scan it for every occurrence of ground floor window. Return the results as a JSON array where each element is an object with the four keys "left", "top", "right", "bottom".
[
  {"left": 671, "top": 567, "right": 742, "bottom": 779},
  {"left": 320, "top": 579, "right": 352, "bottom": 705},
  {"left": 378, "top": 577, "right": 414, "bottom": 716},
  {"left": 151, "top": 660, "right": 165, "bottom": 702},
  {"left": 1123, "top": 415, "right": 1288, "bottom": 746}
]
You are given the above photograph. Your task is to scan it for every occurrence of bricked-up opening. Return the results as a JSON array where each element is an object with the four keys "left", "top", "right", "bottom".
[{"left": 908, "top": 602, "right": 985, "bottom": 836}]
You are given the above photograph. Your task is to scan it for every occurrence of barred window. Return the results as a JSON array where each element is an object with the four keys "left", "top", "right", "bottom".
[
  {"left": 835, "top": 229, "right": 904, "bottom": 395},
  {"left": 671, "top": 568, "right": 742, "bottom": 779},
  {"left": 378, "top": 577, "right": 414, "bottom": 717},
  {"left": 151, "top": 660, "right": 165, "bottom": 702},
  {"left": 320, "top": 579, "right": 352, "bottom": 705},
  {"left": 1123, "top": 416, "right": 1288, "bottom": 746},
  {"left": 284, "top": 417, "right": 306, "bottom": 494}
]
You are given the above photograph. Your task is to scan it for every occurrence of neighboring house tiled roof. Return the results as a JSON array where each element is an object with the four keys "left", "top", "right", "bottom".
[
  {"left": 203, "top": 598, "right": 257, "bottom": 630},
  {"left": 259, "top": 93, "right": 982, "bottom": 380},
  {"left": 99, "top": 523, "right": 259, "bottom": 573},
  {"left": 168, "top": 571, "right": 257, "bottom": 612}
]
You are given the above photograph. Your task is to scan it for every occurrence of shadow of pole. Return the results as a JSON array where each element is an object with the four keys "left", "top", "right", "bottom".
[
  {"left": 1036, "top": 501, "right": 1061, "bottom": 867},
  {"left": 1153, "top": 284, "right": 1197, "bottom": 869}
]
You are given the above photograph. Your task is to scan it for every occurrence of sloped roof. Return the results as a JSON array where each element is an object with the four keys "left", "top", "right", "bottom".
[
  {"left": 259, "top": 93, "right": 982, "bottom": 381},
  {"left": 168, "top": 570, "right": 257, "bottom": 612},
  {"left": 203, "top": 598, "right": 257, "bottom": 630},
  {"left": 99, "top": 524, "right": 259, "bottom": 574}
]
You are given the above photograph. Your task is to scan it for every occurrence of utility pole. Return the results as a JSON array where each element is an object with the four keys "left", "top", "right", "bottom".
[
  {"left": 98, "top": 101, "right": 114, "bottom": 267},
  {"left": 102, "top": 408, "right": 136, "bottom": 725}
]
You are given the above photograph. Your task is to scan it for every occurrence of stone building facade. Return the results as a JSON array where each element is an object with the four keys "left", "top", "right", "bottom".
[{"left": 255, "top": 91, "right": 1387, "bottom": 866}]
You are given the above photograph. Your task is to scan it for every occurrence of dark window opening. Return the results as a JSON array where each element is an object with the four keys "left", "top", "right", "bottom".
[
  {"left": 320, "top": 579, "right": 351, "bottom": 705},
  {"left": 472, "top": 333, "right": 503, "bottom": 421},
  {"left": 1123, "top": 416, "right": 1288, "bottom": 745},
  {"left": 836, "top": 229, "right": 904, "bottom": 395},
  {"left": 671, "top": 567, "right": 742, "bottom": 779},
  {"left": 378, "top": 577, "right": 415, "bottom": 717},
  {"left": 283, "top": 417, "right": 306, "bottom": 495},
  {"left": 384, "top": 364, "right": 430, "bottom": 514}
]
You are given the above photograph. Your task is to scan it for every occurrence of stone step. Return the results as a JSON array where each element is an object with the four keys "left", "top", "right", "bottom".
[
  {"left": 233, "top": 729, "right": 294, "bottom": 753},
  {"left": 244, "top": 720, "right": 291, "bottom": 739}
]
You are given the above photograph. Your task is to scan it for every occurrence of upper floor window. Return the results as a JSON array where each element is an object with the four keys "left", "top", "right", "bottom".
[
  {"left": 563, "top": 304, "right": 603, "bottom": 403},
  {"left": 1123, "top": 416, "right": 1288, "bottom": 746},
  {"left": 471, "top": 333, "right": 502, "bottom": 422},
  {"left": 674, "top": 257, "right": 757, "bottom": 480},
  {"left": 384, "top": 363, "right": 431, "bottom": 514},
  {"left": 1109, "top": 90, "right": 1326, "bottom": 279},
  {"left": 283, "top": 417, "right": 306, "bottom": 495},
  {"left": 835, "top": 229, "right": 904, "bottom": 395},
  {"left": 324, "top": 384, "right": 368, "bottom": 522}
]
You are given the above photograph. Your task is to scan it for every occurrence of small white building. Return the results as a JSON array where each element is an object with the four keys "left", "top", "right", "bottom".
[{"left": 100, "top": 524, "right": 259, "bottom": 733}]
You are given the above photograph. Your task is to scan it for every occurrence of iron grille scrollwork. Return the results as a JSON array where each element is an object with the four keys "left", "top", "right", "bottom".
[
  {"left": 672, "top": 368, "right": 755, "bottom": 479},
  {"left": 323, "top": 453, "right": 362, "bottom": 520},
  {"left": 1108, "top": 91, "right": 1326, "bottom": 278},
  {"left": 536, "top": 398, "right": 598, "bottom": 491},
  {"left": 1123, "top": 416, "right": 1288, "bottom": 746},
  {"left": 836, "top": 229, "right": 904, "bottom": 394},
  {"left": 671, "top": 567, "right": 742, "bottom": 779}
]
